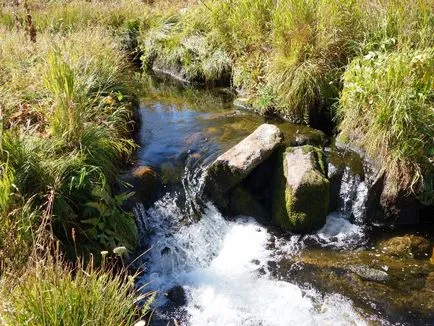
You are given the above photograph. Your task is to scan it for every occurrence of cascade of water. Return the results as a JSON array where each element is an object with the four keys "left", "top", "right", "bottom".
[{"left": 136, "top": 162, "right": 370, "bottom": 325}]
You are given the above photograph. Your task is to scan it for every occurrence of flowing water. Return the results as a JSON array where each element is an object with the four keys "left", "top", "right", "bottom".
[{"left": 134, "top": 82, "right": 434, "bottom": 325}]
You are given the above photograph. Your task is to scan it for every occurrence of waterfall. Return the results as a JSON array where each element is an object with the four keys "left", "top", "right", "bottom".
[
  {"left": 135, "top": 163, "right": 369, "bottom": 325},
  {"left": 307, "top": 160, "right": 370, "bottom": 249}
]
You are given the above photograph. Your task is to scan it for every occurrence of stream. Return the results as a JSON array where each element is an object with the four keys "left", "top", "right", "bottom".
[{"left": 133, "top": 80, "right": 434, "bottom": 326}]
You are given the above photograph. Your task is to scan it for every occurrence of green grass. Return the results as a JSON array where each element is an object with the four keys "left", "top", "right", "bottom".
[
  {"left": 338, "top": 48, "right": 434, "bottom": 191},
  {"left": 0, "top": 7, "right": 140, "bottom": 268},
  {"left": 0, "top": 1, "right": 154, "bottom": 323},
  {"left": 0, "top": 255, "right": 153, "bottom": 326}
]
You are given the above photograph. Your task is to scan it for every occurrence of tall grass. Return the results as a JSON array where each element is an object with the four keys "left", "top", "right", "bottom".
[
  {"left": 338, "top": 48, "right": 434, "bottom": 191},
  {"left": 0, "top": 254, "right": 153, "bottom": 326},
  {"left": 0, "top": 24, "right": 138, "bottom": 268},
  {"left": 0, "top": 2, "right": 156, "bottom": 324}
]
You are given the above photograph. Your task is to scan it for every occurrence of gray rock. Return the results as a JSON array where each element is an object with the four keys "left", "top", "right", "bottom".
[
  {"left": 272, "top": 146, "right": 329, "bottom": 232},
  {"left": 204, "top": 124, "right": 283, "bottom": 211}
]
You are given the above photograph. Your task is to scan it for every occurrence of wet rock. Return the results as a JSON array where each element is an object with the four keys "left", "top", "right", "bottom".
[
  {"left": 121, "top": 165, "right": 158, "bottom": 207},
  {"left": 379, "top": 176, "right": 424, "bottom": 225},
  {"left": 425, "top": 272, "right": 434, "bottom": 290},
  {"left": 272, "top": 146, "right": 329, "bottom": 233},
  {"left": 229, "top": 186, "right": 270, "bottom": 222},
  {"left": 233, "top": 98, "right": 252, "bottom": 111},
  {"left": 166, "top": 285, "right": 187, "bottom": 307},
  {"left": 379, "top": 235, "right": 431, "bottom": 258},
  {"left": 326, "top": 146, "right": 365, "bottom": 212},
  {"left": 281, "top": 248, "right": 434, "bottom": 323},
  {"left": 204, "top": 124, "right": 283, "bottom": 212},
  {"left": 431, "top": 247, "right": 434, "bottom": 264},
  {"left": 348, "top": 265, "right": 389, "bottom": 283}
]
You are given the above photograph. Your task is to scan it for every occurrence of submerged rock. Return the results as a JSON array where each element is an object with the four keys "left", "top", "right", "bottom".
[
  {"left": 272, "top": 146, "right": 329, "bottom": 233},
  {"left": 348, "top": 265, "right": 389, "bottom": 282},
  {"left": 204, "top": 124, "right": 283, "bottom": 212},
  {"left": 279, "top": 124, "right": 326, "bottom": 147},
  {"left": 379, "top": 235, "right": 431, "bottom": 258},
  {"left": 166, "top": 285, "right": 187, "bottom": 307}
]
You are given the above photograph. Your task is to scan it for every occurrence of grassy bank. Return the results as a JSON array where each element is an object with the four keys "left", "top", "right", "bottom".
[
  {"left": 0, "top": 0, "right": 154, "bottom": 324},
  {"left": 137, "top": 0, "right": 433, "bottom": 195}
]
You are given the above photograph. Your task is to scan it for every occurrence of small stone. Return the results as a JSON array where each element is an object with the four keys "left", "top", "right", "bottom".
[{"left": 348, "top": 265, "right": 389, "bottom": 283}]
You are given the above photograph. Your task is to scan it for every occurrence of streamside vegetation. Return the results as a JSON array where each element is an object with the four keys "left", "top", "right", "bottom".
[
  {"left": 0, "top": 0, "right": 154, "bottom": 324},
  {"left": 137, "top": 0, "right": 433, "bottom": 197}
]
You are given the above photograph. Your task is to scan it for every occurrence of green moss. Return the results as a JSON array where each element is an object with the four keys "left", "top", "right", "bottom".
[
  {"left": 291, "top": 170, "right": 329, "bottom": 232},
  {"left": 272, "top": 147, "right": 329, "bottom": 232}
]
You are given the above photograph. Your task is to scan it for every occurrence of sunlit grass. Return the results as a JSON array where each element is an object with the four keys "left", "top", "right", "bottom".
[
  {"left": 0, "top": 254, "right": 153, "bottom": 326},
  {"left": 338, "top": 48, "right": 434, "bottom": 191}
]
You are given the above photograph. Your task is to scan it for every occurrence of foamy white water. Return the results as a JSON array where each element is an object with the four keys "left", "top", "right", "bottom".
[{"left": 137, "top": 195, "right": 368, "bottom": 326}]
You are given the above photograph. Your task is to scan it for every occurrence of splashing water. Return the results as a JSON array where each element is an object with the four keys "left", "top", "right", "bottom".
[
  {"left": 309, "top": 163, "right": 371, "bottom": 249},
  {"left": 137, "top": 193, "right": 369, "bottom": 325}
]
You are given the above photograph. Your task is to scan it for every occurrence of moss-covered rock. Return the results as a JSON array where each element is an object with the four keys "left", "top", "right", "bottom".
[
  {"left": 229, "top": 186, "right": 270, "bottom": 222},
  {"left": 272, "top": 146, "right": 329, "bottom": 233}
]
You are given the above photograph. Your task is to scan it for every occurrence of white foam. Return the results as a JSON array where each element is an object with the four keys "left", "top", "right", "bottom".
[
  {"left": 138, "top": 198, "right": 368, "bottom": 325},
  {"left": 311, "top": 212, "right": 366, "bottom": 249}
]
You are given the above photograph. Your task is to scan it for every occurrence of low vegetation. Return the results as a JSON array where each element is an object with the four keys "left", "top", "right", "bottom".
[{"left": 0, "top": 253, "right": 153, "bottom": 326}]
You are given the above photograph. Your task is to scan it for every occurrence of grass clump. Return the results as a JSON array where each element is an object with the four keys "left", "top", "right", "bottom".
[
  {"left": 0, "top": 253, "right": 153, "bottom": 326},
  {"left": 338, "top": 48, "right": 434, "bottom": 191},
  {"left": 139, "top": 5, "right": 232, "bottom": 84},
  {"left": 0, "top": 17, "right": 139, "bottom": 267}
]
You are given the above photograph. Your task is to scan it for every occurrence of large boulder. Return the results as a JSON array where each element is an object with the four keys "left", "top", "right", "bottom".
[
  {"left": 272, "top": 146, "right": 329, "bottom": 232},
  {"left": 204, "top": 124, "right": 283, "bottom": 211}
]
